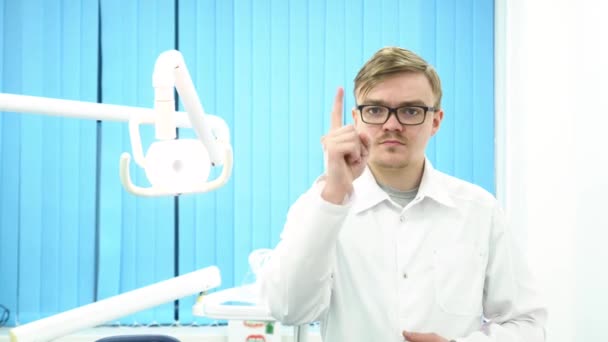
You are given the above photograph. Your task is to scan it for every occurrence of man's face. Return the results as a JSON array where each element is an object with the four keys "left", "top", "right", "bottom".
[{"left": 352, "top": 72, "right": 443, "bottom": 170}]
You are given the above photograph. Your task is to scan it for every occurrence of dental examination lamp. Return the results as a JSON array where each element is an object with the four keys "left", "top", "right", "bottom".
[
  {"left": 0, "top": 50, "right": 231, "bottom": 341},
  {"left": 0, "top": 49, "right": 233, "bottom": 197}
]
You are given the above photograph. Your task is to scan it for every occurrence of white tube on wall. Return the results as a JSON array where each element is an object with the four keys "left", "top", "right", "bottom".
[{"left": 9, "top": 266, "right": 221, "bottom": 342}]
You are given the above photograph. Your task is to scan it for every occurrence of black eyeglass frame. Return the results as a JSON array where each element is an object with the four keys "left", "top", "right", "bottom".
[{"left": 356, "top": 104, "right": 438, "bottom": 126}]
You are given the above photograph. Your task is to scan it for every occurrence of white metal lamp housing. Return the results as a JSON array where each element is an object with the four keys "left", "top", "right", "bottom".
[{"left": 119, "top": 50, "right": 233, "bottom": 197}]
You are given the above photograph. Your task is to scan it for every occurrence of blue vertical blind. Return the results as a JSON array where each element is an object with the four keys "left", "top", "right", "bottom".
[
  {"left": 96, "top": 0, "right": 177, "bottom": 325},
  {"left": 0, "top": 0, "right": 494, "bottom": 326},
  {"left": 0, "top": 0, "right": 98, "bottom": 325}
]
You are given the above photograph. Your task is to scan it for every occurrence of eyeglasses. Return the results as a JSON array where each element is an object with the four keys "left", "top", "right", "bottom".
[{"left": 357, "top": 104, "right": 438, "bottom": 126}]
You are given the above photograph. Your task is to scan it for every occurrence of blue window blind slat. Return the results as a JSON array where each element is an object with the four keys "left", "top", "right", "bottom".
[
  {"left": 76, "top": 0, "right": 101, "bottom": 312},
  {"left": 473, "top": 0, "right": 495, "bottom": 193},
  {"left": 97, "top": 121, "right": 124, "bottom": 304},
  {"left": 39, "top": 1, "right": 62, "bottom": 319},
  {"left": 324, "top": 0, "right": 346, "bottom": 129},
  {"left": 0, "top": 0, "right": 6, "bottom": 321},
  {"left": 0, "top": 111, "right": 20, "bottom": 326},
  {"left": 175, "top": 190, "right": 197, "bottom": 324},
  {"left": 0, "top": 0, "right": 21, "bottom": 327},
  {"left": 18, "top": 117, "right": 43, "bottom": 323},
  {"left": 269, "top": 0, "right": 290, "bottom": 246},
  {"left": 75, "top": 0, "right": 99, "bottom": 309},
  {"left": 119, "top": 4, "right": 141, "bottom": 315},
  {"left": 139, "top": 0, "right": 176, "bottom": 323},
  {"left": 197, "top": 0, "right": 219, "bottom": 282},
  {"left": 40, "top": 115, "right": 61, "bottom": 316},
  {"left": 176, "top": 0, "right": 220, "bottom": 324},
  {"left": 98, "top": 0, "right": 175, "bottom": 325},
  {"left": 251, "top": 0, "right": 272, "bottom": 252},
  {"left": 233, "top": 0, "right": 254, "bottom": 289},
  {"left": 344, "top": 0, "right": 363, "bottom": 123},
  {"left": 399, "top": 0, "right": 424, "bottom": 55},
  {"left": 26, "top": 0, "right": 97, "bottom": 323},
  {"left": 77, "top": 122, "right": 98, "bottom": 308},
  {"left": 288, "top": 0, "right": 310, "bottom": 202},
  {"left": 96, "top": 58, "right": 126, "bottom": 305},
  {"left": 59, "top": 118, "right": 81, "bottom": 311},
  {"left": 307, "top": 0, "right": 326, "bottom": 189},
  {"left": 422, "top": 0, "right": 438, "bottom": 162},
  {"left": 363, "top": 0, "right": 382, "bottom": 58},
  {"left": 58, "top": 0, "right": 81, "bottom": 314},
  {"left": 381, "top": 0, "right": 400, "bottom": 45},
  {"left": 454, "top": 0, "right": 475, "bottom": 181},
  {"left": 39, "top": 124, "right": 61, "bottom": 318},
  {"left": 0, "top": 0, "right": 3, "bottom": 84},
  {"left": 212, "top": 0, "right": 236, "bottom": 296},
  {"left": 18, "top": 0, "right": 47, "bottom": 323},
  {"left": 434, "top": 0, "right": 457, "bottom": 173},
  {"left": 97, "top": 0, "right": 127, "bottom": 303}
]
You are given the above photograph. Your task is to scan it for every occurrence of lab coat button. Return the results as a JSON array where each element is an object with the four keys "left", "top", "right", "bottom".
[
  {"left": 402, "top": 273, "right": 408, "bottom": 279},
  {"left": 399, "top": 215, "right": 405, "bottom": 222}
]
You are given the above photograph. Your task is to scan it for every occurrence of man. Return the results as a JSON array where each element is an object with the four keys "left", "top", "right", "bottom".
[{"left": 258, "top": 47, "right": 546, "bottom": 341}]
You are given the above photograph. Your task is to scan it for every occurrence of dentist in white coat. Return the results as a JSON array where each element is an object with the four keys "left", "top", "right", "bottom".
[{"left": 259, "top": 46, "right": 546, "bottom": 342}]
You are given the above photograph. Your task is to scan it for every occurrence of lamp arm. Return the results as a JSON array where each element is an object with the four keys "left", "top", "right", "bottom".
[
  {"left": 0, "top": 92, "right": 224, "bottom": 130},
  {"left": 153, "top": 50, "right": 224, "bottom": 166},
  {"left": 9, "top": 266, "right": 221, "bottom": 342}
]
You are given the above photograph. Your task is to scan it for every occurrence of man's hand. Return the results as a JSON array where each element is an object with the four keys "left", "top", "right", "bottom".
[
  {"left": 321, "top": 87, "right": 370, "bottom": 204},
  {"left": 402, "top": 331, "right": 450, "bottom": 342}
]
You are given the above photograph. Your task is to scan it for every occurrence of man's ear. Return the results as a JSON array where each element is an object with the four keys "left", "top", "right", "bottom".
[
  {"left": 352, "top": 107, "right": 359, "bottom": 126},
  {"left": 431, "top": 109, "right": 444, "bottom": 136}
]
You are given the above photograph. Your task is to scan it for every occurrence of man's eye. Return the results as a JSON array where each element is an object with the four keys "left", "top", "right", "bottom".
[
  {"left": 402, "top": 107, "right": 421, "bottom": 116},
  {"left": 366, "top": 106, "right": 384, "bottom": 115}
]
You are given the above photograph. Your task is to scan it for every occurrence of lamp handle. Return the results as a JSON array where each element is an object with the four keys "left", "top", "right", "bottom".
[{"left": 119, "top": 141, "right": 233, "bottom": 197}]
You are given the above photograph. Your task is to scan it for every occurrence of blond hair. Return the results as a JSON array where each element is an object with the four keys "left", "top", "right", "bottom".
[{"left": 354, "top": 47, "right": 442, "bottom": 108}]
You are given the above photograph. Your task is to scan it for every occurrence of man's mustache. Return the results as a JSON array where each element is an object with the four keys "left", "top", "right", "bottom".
[{"left": 376, "top": 135, "right": 406, "bottom": 144}]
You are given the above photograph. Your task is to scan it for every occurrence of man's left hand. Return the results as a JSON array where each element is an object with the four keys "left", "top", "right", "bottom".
[{"left": 402, "top": 330, "right": 449, "bottom": 342}]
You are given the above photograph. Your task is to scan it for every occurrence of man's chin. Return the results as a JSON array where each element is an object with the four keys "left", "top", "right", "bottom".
[{"left": 373, "top": 157, "right": 409, "bottom": 169}]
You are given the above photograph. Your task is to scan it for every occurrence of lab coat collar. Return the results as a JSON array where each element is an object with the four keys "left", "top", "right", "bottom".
[
  {"left": 351, "top": 158, "right": 456, "bottom": 214},
  {"left": 417, "top": 159, "right": 457, "bottom": 208}
]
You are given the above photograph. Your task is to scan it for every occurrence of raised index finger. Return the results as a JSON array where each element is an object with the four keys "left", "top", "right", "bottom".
[{"left": 331, "top": 87, "right": 344, "bottom": 131}]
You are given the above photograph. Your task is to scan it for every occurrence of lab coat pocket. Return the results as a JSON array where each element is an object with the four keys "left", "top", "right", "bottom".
[{"left": 432, "top": 244, "right": 484, "bottom": 316}]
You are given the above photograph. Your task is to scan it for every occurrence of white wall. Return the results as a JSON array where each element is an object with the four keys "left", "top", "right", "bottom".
[{"left": 496, "top": 0, "right": 608, "bottom": 341}]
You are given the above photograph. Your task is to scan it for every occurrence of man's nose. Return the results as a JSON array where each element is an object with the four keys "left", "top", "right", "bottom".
[{"left": 382, "top": 112, "right": 403, "bottom": 131}]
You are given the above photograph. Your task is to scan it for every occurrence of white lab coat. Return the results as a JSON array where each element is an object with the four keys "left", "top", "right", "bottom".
[{"left": 259, "top": 160, "right": 546, "bottom": 341}]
